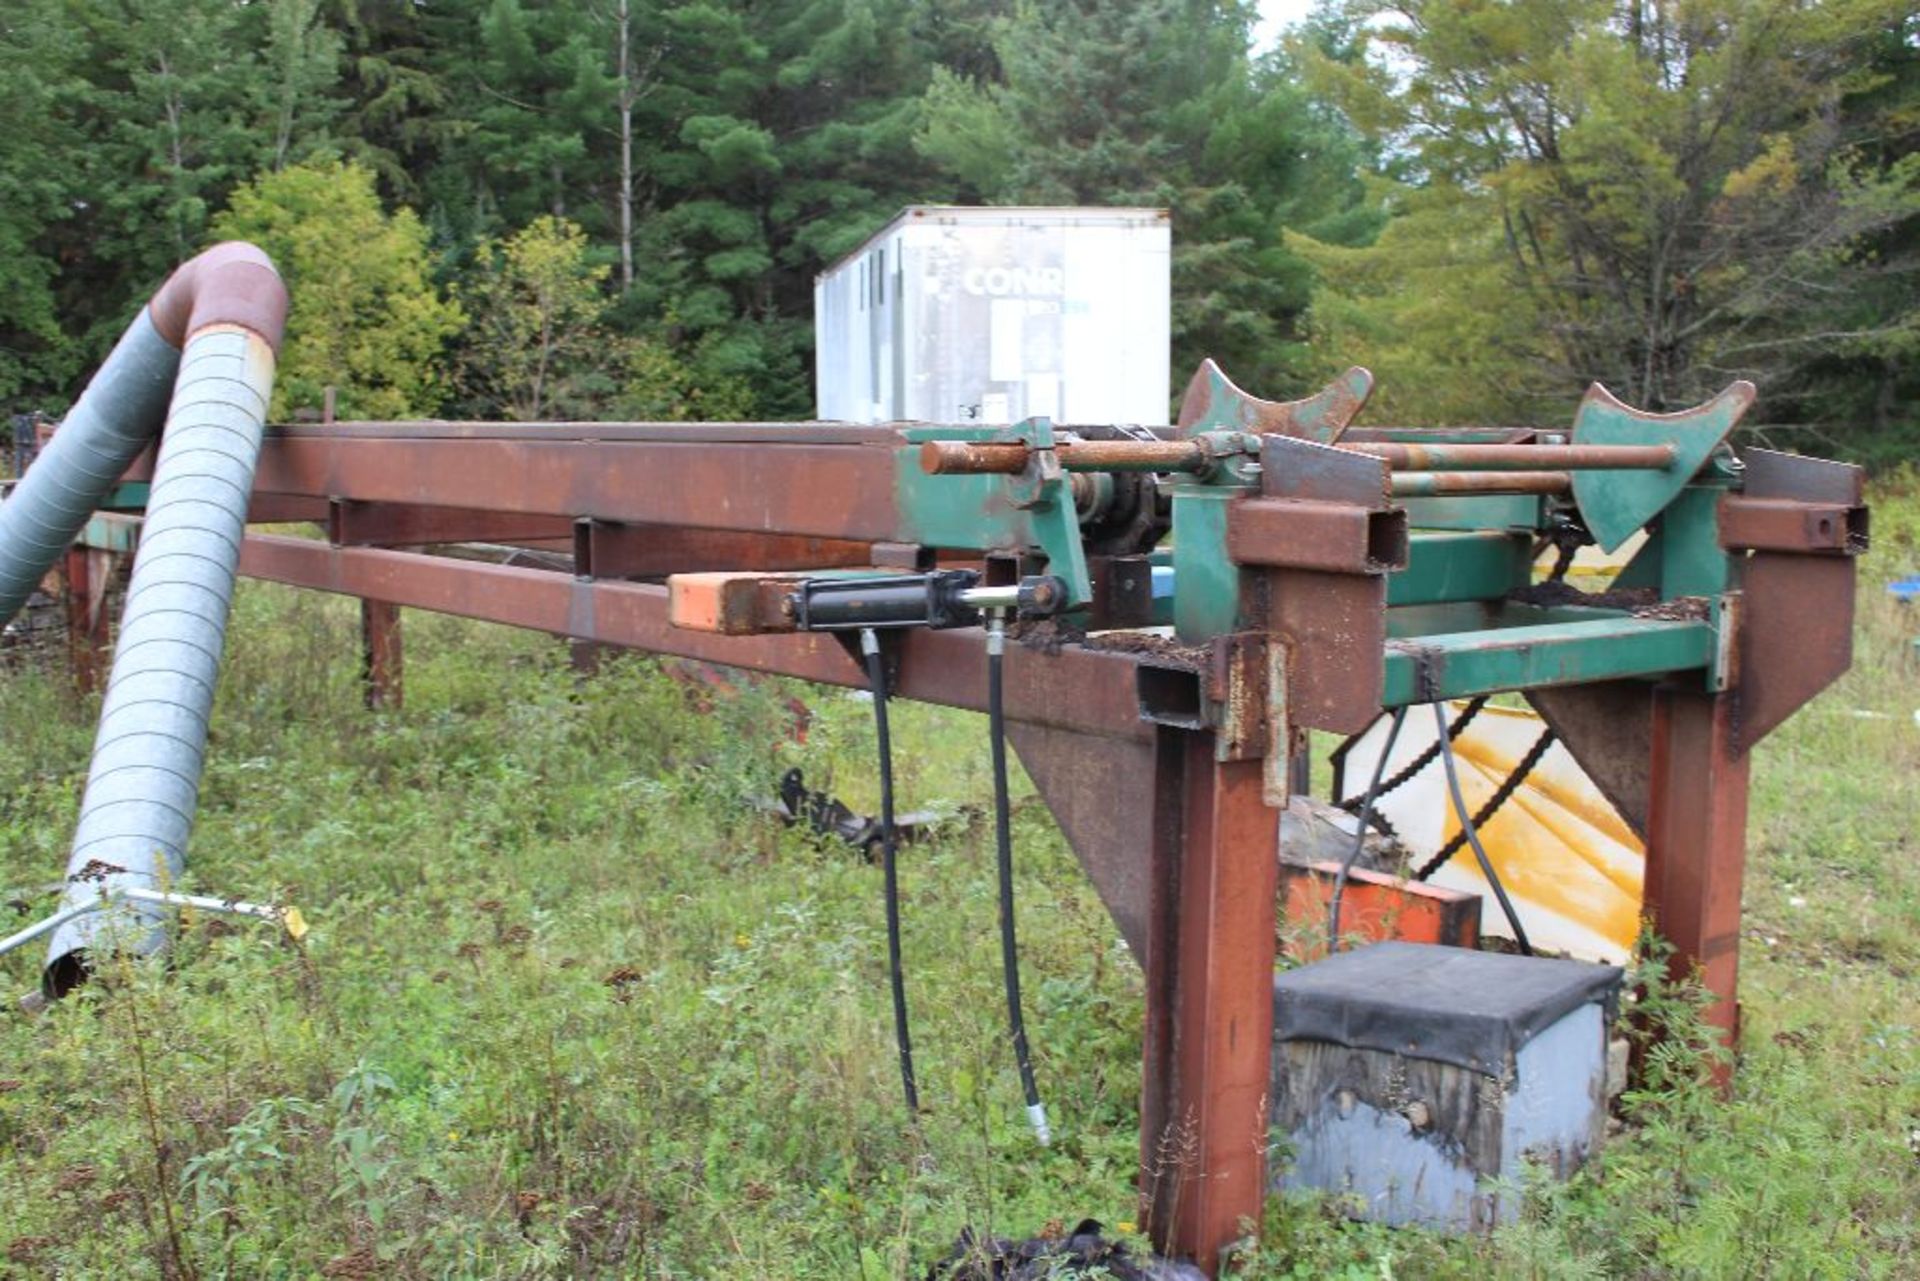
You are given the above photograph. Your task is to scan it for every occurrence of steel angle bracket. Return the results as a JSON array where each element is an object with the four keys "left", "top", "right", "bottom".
[
  {"left": 1572, "top": 380, "right": 1755, "bottom": 552},
  {"left": 1176, "top": 360, "right": 1375, "bottom": 444},
  {"left": 893, "top": 416, "right": 1093, "bottom": 609},
  {"left": 995, "top": 416, "right": 1092, "bottom": 609},
  {"left": 1720, "top": 447, "right": 1868, "bottom": 752}
]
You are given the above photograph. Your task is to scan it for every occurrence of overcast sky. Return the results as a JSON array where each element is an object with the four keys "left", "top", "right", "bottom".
[{"left": 1252, "top": 0, "right": 1319, "bottom": 53}]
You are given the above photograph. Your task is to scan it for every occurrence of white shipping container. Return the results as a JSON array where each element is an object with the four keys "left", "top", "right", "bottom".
[{"left": 814, "top": 206, "right": 1172, "bottom": 426}]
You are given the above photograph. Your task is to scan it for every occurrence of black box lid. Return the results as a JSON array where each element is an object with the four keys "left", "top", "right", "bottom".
[{"left": 1273, "top": 942, "right": 1624, "bottom": 1076}]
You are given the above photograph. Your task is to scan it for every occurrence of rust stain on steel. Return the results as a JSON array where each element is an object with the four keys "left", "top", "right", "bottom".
[
  {"left": 1176, "top": 359, "right": 1373, "bottom": 443},
  {"left": 252, "top": 436, "right": 904, "bottom": 541},
  {"left": 235, "top": 534, "right": 1152, "bottom": 743},
  {"left": 1645, "top": 688, "right": 1750, "bottom": 1084},
  {"left": 1147, "top": 744, "right": 1280, "bottom": 1274},
  {"left": 1207, "top": 633, "right": 1269, "bottom": 761}
]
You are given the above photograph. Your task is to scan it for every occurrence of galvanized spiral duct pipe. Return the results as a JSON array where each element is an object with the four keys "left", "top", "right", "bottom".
[{"left": 0, "top": 243, "right": 287, "bottom": 996}]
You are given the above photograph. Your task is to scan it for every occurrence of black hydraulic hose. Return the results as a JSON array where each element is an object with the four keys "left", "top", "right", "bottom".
[
  {"left": 987, "top": 613, "right": 1051, "bottom": 1145},
  {"left": 1432, "top": 701, "right": 1534, "bottom": 955},
  {"left": 1328, "top": 705, "right": 1410, "bottom": 953},
  {"left": 861, "top": 629, "right": 919, "bottom": 1114}
]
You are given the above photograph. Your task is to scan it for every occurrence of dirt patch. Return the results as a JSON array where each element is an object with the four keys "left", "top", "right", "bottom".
[{"left": 1082, "top": 630, "right": 1206, "bottom": 669}]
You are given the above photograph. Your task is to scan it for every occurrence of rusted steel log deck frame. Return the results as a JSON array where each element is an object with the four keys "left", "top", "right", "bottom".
[{"left": 77, "top": 415, "right": 1848, "bottom": 1276}]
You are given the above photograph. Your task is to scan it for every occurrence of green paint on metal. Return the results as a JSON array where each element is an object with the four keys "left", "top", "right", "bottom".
[
  {"left": 78, "top": 513, "right": 143, "bottom": 554},
  {"left": 1656, "top": 486, "right": 1730, "bottom": 597},
  {"left": 101, "top": 482, "right": 150, "bottom": 511},
  {"left": 1399, "top": 495, "right": 1544, "bottom": 532},
  {"left": 1389, "top": 532, "right": 1531, "bottom": 606},
  {"left": 1571, "top": 381, "right": 1754, "bottom": 552},
  {"left": 1171, "top": 487, "right": 1245, "bottom": 641},
  {"left": 1183, "top": 362, "right": 1372, "bottom": 444},
  {"left": 1382, "top": 617, "right": 1712, "bottom": 705},
  {"left": 895, "top": 419, "right": 1092, "bottom": 608}
]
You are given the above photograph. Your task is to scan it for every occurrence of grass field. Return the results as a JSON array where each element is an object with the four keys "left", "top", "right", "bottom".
[{"left": 2, "top": 488, "right": 1918, "bottom": 1279}]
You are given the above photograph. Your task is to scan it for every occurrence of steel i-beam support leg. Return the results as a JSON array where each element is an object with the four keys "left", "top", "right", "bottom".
[
  {"left": 1143, "top": 732, "right": 1280, "bottom": 1272},
  {"left": 1645, "top": 687, "right": 1750, "bottom": 1086},
  {"left": 360, "top": 598, "right": 403, "bottom": 710}
]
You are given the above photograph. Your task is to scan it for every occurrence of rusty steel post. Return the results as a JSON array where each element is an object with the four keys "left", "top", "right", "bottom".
[
  {"left": 1143, "top": 736, "right": 1280, "bottom": 1272},
  {"left": 1645, "top": 686, "right": 1750, "bottom": 1086},
  {"left": 62, "top": 547, "right": 108, "bottom": 694},
  {"left": 360, "top": 598, "right": 403, "bottom": 709}
]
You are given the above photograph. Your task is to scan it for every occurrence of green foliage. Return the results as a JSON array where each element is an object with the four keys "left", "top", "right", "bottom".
[
  {"left": 1294, "top": 0, "right": 1920, "bottom": 436},
  {"left": 212, "top": 160, "right": 463, "bottom": 419},
  {"left": 455, "top": 216, "right": 614, "bottom": 420}
]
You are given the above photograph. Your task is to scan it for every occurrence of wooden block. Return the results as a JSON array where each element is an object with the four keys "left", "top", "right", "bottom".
[{"left": 666, "top": 571, "right": 804, "bottom": 635}]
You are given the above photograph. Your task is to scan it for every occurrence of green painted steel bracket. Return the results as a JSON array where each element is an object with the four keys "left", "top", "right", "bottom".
[
  {"left": 1175, "top": 360, "right": 1375, "bottom": 444},
  {"left": 1381, "top": 616, "right": 1714, "bottom": 706},
  {"left": 1571, "top": 381, "right": 1755, "bottom": 552},
  {"left": 895, "top": 419, "right": 1092, "bottom": 608}
]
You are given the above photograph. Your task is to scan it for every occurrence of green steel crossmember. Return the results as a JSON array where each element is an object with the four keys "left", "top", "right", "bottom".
[
  {"left": 79, "top": 512, "right": 143, "bottom": 554},
  {"left": 1381, "top": 617, "right": 1714, "bottom": 706},
  {"left": 1389, "top": 531, "right": 1531, "bottom": 607},
  {"left": 101, "top": 482, "right": 150, "bottom": 511}
]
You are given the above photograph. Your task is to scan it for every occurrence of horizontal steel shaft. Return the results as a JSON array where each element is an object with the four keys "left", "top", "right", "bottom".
[{"left": 919, "top": 437, "right": 1674, "bottom": 477}]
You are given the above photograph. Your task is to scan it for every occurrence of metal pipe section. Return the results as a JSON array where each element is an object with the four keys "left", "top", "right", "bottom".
[
  {"left": 920, "top": 437, "right": 1673, "bottom": 478},
  {"left": 0, "top": 312, "right": 179, "bottom": 626},
  {"left": 1390, "top": 471, "right": 1573, "bottom": 497},
  {"left": 15, "top": 243, "right": 289, "bottom": 996},
  {"left": 920, "top": 438, "right": 1210, "bottom": 475},
  {"left": 46, "top": 324, "right": 281, "bottom": 994},
  {"left": 1349, "top": 442, "right": 1675, "bottom": 471}
]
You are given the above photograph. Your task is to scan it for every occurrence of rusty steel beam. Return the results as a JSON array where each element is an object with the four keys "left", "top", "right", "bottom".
[
  {"left": 1226, "top": 498, "right": 1409, "bottom": 575},
  {"left": 234, "top": 534, "right": 1155, "bottom": 743},
  {"left": 329, "top": 500, "right": 576, "bottom": 547},
  {"left": 575, "top": 520, "right": 884, "bottom": 578},
  {"left": 1144, "top": 742, "right": 1280, "bottom": 1272},
  {"left": 245, "top": 494, "right": 331, "bottom": 524},
  {"left": 243, "top": 435, "right": 905, "bottom": 540},
  {"left": 1645, "top": 688, "right": 1750, "bottom": 1084},
  {"left": 360, "top": 599, "right": 403, "bottom": 709}
]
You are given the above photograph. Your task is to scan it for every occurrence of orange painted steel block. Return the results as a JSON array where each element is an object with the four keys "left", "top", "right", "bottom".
[{"left": 1281, "top": 860, "right": 1481, "bottom": 962}]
